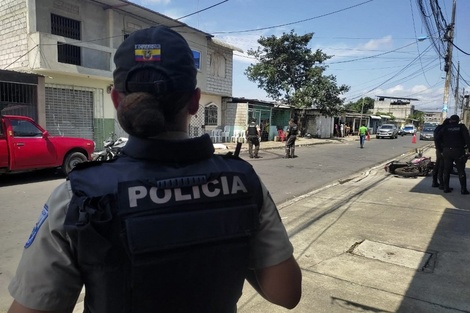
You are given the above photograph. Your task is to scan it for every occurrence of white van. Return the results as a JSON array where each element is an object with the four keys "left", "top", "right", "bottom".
[{"left": 401, "top": 124, "right": 417, "bottom": 136}]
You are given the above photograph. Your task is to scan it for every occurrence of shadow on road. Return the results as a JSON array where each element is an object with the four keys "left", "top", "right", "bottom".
[{"left": 0, "top": 169, "right": 66, "bottom": 187}]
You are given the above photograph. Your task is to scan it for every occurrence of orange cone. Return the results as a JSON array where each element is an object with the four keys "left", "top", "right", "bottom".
[{"left": 412, "top": 133, "right": 416, "bottom": 144}]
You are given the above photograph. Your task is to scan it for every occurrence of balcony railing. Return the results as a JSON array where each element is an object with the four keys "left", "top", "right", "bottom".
[{"left": 29, "top": 32, "right": 114, "bottom": 75}]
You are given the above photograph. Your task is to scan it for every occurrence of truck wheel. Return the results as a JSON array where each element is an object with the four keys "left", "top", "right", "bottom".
[{"left": 62, "top": 152, "right": 87, "bottom": 175}]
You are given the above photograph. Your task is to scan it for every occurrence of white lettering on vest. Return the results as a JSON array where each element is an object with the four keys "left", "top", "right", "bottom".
[
  {"left": 128, "top": 186, "right": 147, "bottom": 207},
  {"left": 202, "top": 180, "right": 221, "bottom": 197},
  {"left": 232, "top": 176, "right": 248, "bottom": 194},
  {"left": 149, "top": 187, "right": 171, "bottom": 204},
  {"left": 127, "top": 175, "right": 247, "bottom": 207}
]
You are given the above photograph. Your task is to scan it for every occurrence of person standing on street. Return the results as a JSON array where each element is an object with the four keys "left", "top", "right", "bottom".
[
  {"left": 432, "top": 118, "right": 450, "bottom": 189},
  {"left": 8, "top": 26, "right": 302, "bottom": 313},
  {"left": 245, "top": 118, "right": 261, "bottom": 158},
  {"left": 358, "top": 123, "right": 369, "bottom": 148},
  {"left": 435, "top": 114, "right": 470, "bottom": 194},
  {"left": 284, "top": 118, "right": 298, "bottom": 158}
]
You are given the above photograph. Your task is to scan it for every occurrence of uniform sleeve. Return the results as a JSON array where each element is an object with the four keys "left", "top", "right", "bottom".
[
  {"left": 8, "top": 181, "right": 82, "bottom": 311},
  {"left": 462, "top": 125, "right": 470, "bottom": 148},
  {"left": 249, "top": 181, "right": 294, "bottom": 269}
]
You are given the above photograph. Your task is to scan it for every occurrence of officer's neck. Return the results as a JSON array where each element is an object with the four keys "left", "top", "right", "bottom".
[{"left": 151, "top": 131, "right": 190, "bottom": 140}]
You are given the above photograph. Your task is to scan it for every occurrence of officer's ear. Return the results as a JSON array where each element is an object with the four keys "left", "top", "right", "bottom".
[
  {"left": 111, "top": 88, "right": 124, "bottom": 110},
  {"left": 188, "top": 88, "right": 201, "bottom": 115}
]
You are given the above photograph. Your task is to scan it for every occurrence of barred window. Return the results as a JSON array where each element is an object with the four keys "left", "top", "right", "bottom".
[
  {"left": 58, "top": 42, "right": 81, "bottom": 65},
  {"left": 204, "top": 104, "right": 218, "bottom": 125},
  {"left": 51, "top": 14, "right": 81, "bottom": 40}
]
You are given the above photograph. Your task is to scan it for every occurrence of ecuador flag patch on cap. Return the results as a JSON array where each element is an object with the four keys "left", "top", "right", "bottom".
[{"left": 135, "top": 44, "right": 161, "bottom": 62}]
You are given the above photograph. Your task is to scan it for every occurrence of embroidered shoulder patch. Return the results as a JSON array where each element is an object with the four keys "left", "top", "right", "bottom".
[{"left": 24, "top": 204, "right": 49, "bottom": 248}]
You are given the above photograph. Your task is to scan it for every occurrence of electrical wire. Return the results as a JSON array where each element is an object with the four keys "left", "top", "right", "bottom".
[
  {"left": 211, "top": 0, "right": 375, "bottom": 34},
  {"left": 409, "top": 0, "right": 432, "bottom": 87},
  {"left": 451, "top": 41, "right": 470, "bottom": 56},
  {"left": 3, "top": 45, "right": 38, "bottom": 70},
  {"left": 347, "top": 44, "right": 434, "bottom": 100},
  {"left": 176, "top": 0, "right": 229, "bottom": 21},
  {"left": 327, "top": 42, "right": 417, "bottom": 65}
]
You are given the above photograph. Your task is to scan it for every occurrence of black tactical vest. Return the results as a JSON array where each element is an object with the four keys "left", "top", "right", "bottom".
[
  {"left": 247, "top": 122, "right": 258, "bottom": 136},
  {"left": 65, "top": 151, "right": 263, "bottom": 313}
]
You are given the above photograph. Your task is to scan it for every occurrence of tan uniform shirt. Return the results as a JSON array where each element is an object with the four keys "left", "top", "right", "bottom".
[{"left": 9, "top": 179, "right": 293, "bottom": 310}]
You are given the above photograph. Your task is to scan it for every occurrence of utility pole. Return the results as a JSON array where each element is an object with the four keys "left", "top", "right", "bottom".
[
  {"left": 460, "top": 87, "right": 465, "bottom": 116},
  {"left": 359, "top": 97, "right": 364, "bottom": 127},
  {"left": 454, "top": 61, "right": 460, "bottom": 115},
  {"left": 441, "top": 0, "right": 456, "bottom": 122}
]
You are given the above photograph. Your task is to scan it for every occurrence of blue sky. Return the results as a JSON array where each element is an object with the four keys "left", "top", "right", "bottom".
[{"left": 129, "top": 0, "right": 470, "bottom": 112}]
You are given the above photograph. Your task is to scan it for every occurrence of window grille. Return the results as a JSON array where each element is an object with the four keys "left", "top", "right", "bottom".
[
  {"left": 0, "top": 82, "right": 37, "bottom": 120},
  {"left": 58, "top": 42, "right": 81, "bottom": 66},
  {"left": 51, "top": 14, "right": 81, "bottom": 40},
  {"left": 204, "top": 104, "right": 218, "bottom": 125}
]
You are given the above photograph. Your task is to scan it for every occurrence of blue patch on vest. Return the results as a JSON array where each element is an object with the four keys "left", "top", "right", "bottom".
[{"left": 24, "top": 204, "right": 49, "bottom": 248}]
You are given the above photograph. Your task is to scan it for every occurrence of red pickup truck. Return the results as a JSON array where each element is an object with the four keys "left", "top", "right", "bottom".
[{"left": 0, "top": 115, "right": 95, "bottom": 175}]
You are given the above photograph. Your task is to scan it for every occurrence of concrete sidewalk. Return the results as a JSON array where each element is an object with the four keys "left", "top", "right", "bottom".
[{"left": 238, "top": 146, "right": 470, "bottom": 313}]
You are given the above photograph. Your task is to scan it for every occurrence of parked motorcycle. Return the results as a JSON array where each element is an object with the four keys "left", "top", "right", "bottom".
[
  {"left": 385, "top": 154, "right": 434, "bottom": 178},
  {"left": 93, "top": 133, "right": 128, "bottom": 161}
]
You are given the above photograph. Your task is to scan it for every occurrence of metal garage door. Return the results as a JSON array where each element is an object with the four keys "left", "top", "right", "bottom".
[{"left": 45, "top": 85, "right": 94, "bottom": 140}]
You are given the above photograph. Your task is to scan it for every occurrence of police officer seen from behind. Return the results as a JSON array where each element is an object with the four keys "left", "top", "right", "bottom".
[
  {"left": 8, "top": 26, "right": 302, "bottom": 313},
  {"left": 245, "top": 118, "right": 260, "bottom": 158},
  {"left": 435, "top": 114, "right": 470, "bottom": 194},
  {"left": 284, "top": 118, "right": 298, "bottom": 158},
  {"left": 432, "top": 118, "right": 450, "bottom": 189}
]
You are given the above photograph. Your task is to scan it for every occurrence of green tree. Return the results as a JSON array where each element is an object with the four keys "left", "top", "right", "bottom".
[
  {"left": 344, "top": 97, "right": 375, "bottom": 114},
  {"left": 410, "top": 111, "right": 425, "bottom": 125},
  {"left": 245, "top": 30, "right": 350, "bottom": 116}
]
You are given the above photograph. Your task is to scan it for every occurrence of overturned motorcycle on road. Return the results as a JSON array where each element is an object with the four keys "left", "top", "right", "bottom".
[
  {"left": 385, "top": 149, "right": 469, "bottom": 178},
  {"left": 384, "top": 149, "right": 434, "bottom": 178}
]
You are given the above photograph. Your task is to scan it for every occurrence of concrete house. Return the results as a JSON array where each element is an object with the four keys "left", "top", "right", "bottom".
[
  {"left": 0, "top": 0, "right": 237, "bottom": 148},
  {"left": 372, "top": 95, "right": 418, "bottom": 128}
]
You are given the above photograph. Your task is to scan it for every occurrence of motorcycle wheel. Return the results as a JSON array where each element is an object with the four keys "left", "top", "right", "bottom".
[{"left": 394, "top": 166, "right": 420, "bottom": 177}]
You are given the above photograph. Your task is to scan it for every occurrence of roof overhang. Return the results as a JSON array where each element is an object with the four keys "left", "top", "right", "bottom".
[{"left": 88, "top": 0, "right": 213, "bottom": 38}]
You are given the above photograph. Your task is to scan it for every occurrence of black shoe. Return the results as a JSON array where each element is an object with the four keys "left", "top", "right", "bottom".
[
  {"left": 432, "top": 182, "right": 439, "bottom": 188},
  {"left": 439, "top": 185, "right": 444, "bottom": 190},
  {"left": 461, "top": 189, "right": 470, "bottom": 195},
  {"left": 254, "top": 156, "right": 261, "bottom": 159},
  {"left": 283, "top": 156, "right": 290, "bottom": 159},
  {"left": 443, "top": 188, "right": 453, "bottom": 193}
]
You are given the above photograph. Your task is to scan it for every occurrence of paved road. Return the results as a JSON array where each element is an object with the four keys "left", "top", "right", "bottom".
[{"left": 240, "top": 135, "right": 431, "bottom": 204}]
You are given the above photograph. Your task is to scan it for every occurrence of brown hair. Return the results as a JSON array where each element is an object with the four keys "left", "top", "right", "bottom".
[{"left": 116, "top": 68, "right": 193, "bottom": 138}]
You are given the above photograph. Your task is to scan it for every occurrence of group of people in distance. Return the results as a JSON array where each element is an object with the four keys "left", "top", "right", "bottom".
[
  {"left": 245, "top": 118, "right": 299, "bottom": 159},
  {"left": 433, "top": 114, "right": 470, "bottom": 195}
]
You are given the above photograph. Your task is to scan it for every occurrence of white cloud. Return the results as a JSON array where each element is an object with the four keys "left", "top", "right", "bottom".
[
  {"left": 315, "top": 35, "right": 395, "bottom": 60},
  {"left": 386, "top": 85, "right": 404, "bottom": 94},
  {"left": 411, "top": 84, "right": 432, "bottom": 94},
  {"left": 362, "top": 35, "right": 393, "bottom": 51}
]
